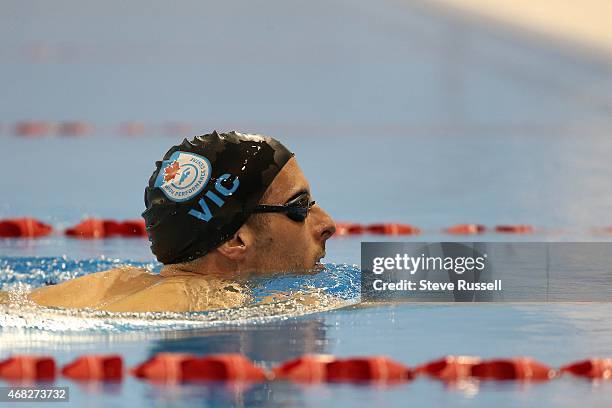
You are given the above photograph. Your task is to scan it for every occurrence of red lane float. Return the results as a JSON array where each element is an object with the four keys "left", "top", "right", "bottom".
[
  {"left": 415, "top": 356, "right": 481, "bottom": 381},
  {"left": 0, "top": 218, "right": 53, "bottom": 238},
  {"left": 131, "top": 353, "right": 200, "bottom": 382},
  {"left": 272, "top": 355, "right": 334, "bottom": 382},
  {"left": 334, "top": 222, "right": 420, "bottom": 236},
  {"left": 164, "top": 122, "right": 192, "bottom": 136},
  {"left": 100, "top": 220, "right": 124, "bottom": 236},
  {"left": 495, "top": 225, "right": 534, "bottom": 234},
  {"left": 445, "top": 224, "right": 486, "bottom": 235},
  {"left": 101, "top": 219, "right": 147, "bottom": 237},
  {"left": 64, "top": 219, "right": 107, "bottom": 239},
  {"left": 65, "top": 219, "right": 147, "bottom": 238},
  {"left": 15, "top": 121, "right": 53, "bottom": 137},
  {"left": 560, "top": 359, "right": 612, "bottom": 379},
  {"left": 194, "top": 354, "right": 267, "bottom": 381},
  {"left": 119, "top": 220, "right": 148, "bottom": 237},
  {"left": 62, "top": 355, "right": 123, "bottom": 381},
  {"left": 470, "top": 358, "right": 555, "bottom": 381},
  {"left": 58, "top": 121, "right": 91, "bottom": 136},
  {"left": 131, "top": 353, "right": 265, "bottom": 382},
  {"left": 0, "top": 355, "right": 56, "bottom": 381},
  {"left": 366, "top": 223, "right": 421, "bottom": 235},
  {"left": 334, "top": 223, "right": 364, "bottom": 236},
  {"left": 120, "top": 122, "right": 146, "bottom": 136},
  {"left": 272, "top": 355, "right": 411, "bottom": 383},
  {"left": 327, "top": 357, "right": 412, "bottom": 382}
]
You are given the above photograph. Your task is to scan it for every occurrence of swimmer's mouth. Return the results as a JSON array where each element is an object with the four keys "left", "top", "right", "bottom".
[{"left": 314, "top": 251, "right": 326, "bottom": 270}]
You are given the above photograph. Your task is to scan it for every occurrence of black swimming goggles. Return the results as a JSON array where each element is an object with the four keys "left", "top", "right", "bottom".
[{"left": 249, "top": 192, "right": 315, "bottom": 222}]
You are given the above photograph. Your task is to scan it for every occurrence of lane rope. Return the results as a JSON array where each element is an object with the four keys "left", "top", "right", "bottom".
[{"left": 1, "top": 353, "right": 610, "bottom": 383}]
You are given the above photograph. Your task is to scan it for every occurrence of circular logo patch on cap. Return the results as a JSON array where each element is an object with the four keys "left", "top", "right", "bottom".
[{"left": 154, "top": 151, "right": 211, "bottom": 202}]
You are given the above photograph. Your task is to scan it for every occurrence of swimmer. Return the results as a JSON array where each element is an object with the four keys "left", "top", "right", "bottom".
[{"left": 22, "top": 131, "right": 336, "bottom": 312}]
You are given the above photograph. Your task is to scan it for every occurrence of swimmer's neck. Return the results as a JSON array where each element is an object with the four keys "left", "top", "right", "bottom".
[{"left": 159, "top": 253, "right": 243, "bottom": 280}]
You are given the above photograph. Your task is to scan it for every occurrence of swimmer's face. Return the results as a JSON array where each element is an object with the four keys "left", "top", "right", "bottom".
[{"left": 242, "top": 157, "right": 336, "bottom": 274}]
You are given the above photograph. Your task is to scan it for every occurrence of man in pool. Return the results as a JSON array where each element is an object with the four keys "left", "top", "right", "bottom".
[{"left": 23, "top": 131, "right": 336, "bottom": 312}]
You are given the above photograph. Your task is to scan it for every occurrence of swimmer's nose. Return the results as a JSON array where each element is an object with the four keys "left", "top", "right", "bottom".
[{"left": 311, "top": 205, "right": 336, "bottom": 242}]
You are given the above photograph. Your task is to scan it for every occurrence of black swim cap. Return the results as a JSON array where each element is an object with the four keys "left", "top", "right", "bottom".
[{"left": 142, "top": 131, "right": 293, "bottom": 264}]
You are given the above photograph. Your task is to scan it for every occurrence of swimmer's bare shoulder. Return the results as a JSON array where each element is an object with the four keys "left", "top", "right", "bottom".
[
  {"left": 28, "top": 267, "right": 160, "bottom": 309},
  {"left": 100, "top": 279, "right": 192, "bottom": 313},
  {"left": 100, "top": 276, "right": 250, "bottom": 313}
]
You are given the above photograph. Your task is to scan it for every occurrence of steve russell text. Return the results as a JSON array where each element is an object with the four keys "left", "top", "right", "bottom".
[
  {"left": 370, "top": 253, "right": 502, "bottom": 292},
  {"left": 372, "top": 279, "right": 501, "bottom": 291}
]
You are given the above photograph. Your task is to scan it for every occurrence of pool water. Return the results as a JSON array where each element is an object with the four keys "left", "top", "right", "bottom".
[{"left": 1, "top": 246, "right": 612, "bottom": 407}]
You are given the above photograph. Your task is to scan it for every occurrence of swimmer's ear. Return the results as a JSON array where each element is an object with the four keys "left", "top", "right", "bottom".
[{"left": 216, "top": 226, "right": 253, "bottom": 261}]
